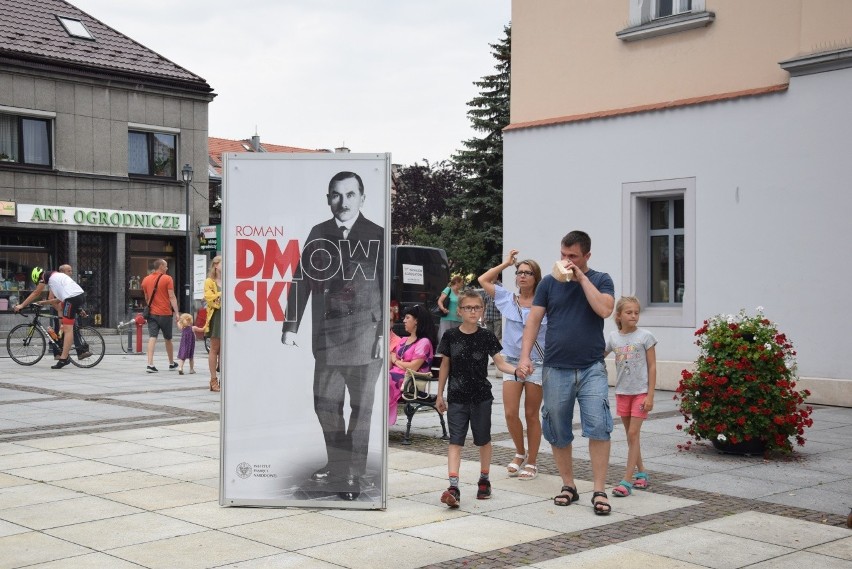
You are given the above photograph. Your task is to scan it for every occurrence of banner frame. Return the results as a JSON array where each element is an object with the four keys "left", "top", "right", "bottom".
[{"left": 218, "top": 152, "right": 391, "bottom": 510}]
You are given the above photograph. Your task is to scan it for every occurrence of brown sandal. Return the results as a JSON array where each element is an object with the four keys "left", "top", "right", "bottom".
[{"left": 210, "top": 377, "right": 220, "bottom": 392}]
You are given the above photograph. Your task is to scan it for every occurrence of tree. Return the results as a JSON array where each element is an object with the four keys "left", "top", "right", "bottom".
[
  {"left": 389, "top": 25, "right": 510, "bottom": 280},
  {"left": 390, "top": 160, "right": 459, "bottom": 245},
  {"left": 450, "top": 24, "right": 510, "bottom": 274}
]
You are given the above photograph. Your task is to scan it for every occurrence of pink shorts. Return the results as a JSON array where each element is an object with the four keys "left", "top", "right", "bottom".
[{"left": 616, "top": 393, "right": 649, "bottom": 418}]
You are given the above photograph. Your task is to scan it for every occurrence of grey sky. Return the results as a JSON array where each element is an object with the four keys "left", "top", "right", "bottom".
[{"left": 69, "top": 0, "right": 511, "bottom": 165}]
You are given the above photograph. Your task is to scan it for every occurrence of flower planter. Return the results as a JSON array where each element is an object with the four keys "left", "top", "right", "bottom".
[
  {"left": 712, "top": 438, "right": 766, "bottom": 456},
  {"left": 676, "top": 308, "right": 813, "bottom": 455}
]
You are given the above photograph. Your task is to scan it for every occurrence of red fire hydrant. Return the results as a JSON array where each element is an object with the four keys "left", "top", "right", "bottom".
[{"left": 134, "top": 313, "right": 146, "bottom": 353}]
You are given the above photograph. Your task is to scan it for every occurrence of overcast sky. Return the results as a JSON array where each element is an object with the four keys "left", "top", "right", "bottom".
[{"left": 68, "top": 0, "right": 511, "bottom": 166}]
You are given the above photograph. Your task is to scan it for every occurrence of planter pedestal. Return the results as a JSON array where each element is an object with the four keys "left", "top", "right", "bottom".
[{"left": 712, "top": 438, "right": 767, "bottom": 456}]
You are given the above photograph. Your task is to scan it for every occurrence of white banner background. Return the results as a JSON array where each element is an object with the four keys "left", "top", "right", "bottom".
[{"left": 220, "top": 153, "right": 389, "bottom": 509}]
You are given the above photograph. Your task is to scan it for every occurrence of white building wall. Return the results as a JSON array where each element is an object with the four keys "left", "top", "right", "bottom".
[{"left": 504, "top": 68, "right": 852, "bottom": 404}]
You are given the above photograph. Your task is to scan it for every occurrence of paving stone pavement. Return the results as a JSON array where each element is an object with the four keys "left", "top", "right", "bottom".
[{"left": 0, "top": 354, "right": 850, "bottom": 568}]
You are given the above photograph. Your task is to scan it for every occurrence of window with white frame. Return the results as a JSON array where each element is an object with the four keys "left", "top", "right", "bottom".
[
  {"left": 621, "top": 178, "right": 695, "bottom": 327},
  {"left": 128, "top": 128, "right": 177, "bottom": 178},
  {"left": 656, "top": 0, "right": 692, "bottom": 18},
  {"left": 619, "top": 0, "right": 712, "bottom": 41},
  {"left": 0, "top": 112, "right": 52, "bottom": 167}
]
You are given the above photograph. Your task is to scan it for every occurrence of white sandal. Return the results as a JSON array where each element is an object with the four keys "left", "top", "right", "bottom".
[
  {"left": 507, "top": 453, "right": 527, "bottom": 477},
  {"left": 518, "top": 464, "right": 537, "bottom": 480}
]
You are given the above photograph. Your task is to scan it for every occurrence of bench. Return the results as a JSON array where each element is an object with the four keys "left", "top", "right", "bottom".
[{"left": 401, "top": 355, "right": 449, "bottom": 445}]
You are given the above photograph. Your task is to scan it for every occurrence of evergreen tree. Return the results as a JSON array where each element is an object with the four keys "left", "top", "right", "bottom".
[{"left": 450, "top": 24, "right": 510, "bottom": 274}]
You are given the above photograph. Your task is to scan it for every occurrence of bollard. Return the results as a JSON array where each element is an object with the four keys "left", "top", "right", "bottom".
[
  {"left": 134, "top": 313, "right": 146, "bottom": 353},
  {"left": 125, "top": 321, "right": 133, "bottom": 352}
]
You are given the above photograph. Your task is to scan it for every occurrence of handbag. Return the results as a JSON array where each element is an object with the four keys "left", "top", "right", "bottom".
[
  {"left": 430, "top": 303, "right": 443, "bottom": 318},
  {"left": 142, "top": 274, "right": 164, "bottom": 320},
  {"left": 401, "top": 368, "right": 436, "bottom": 402}
]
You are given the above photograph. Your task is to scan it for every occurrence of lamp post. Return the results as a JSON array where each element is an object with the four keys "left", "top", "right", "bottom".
[{"left": 181, "top": 163, "right": 193, "bottom": 314}]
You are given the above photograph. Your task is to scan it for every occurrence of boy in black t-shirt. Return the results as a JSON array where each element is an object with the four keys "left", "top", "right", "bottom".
[{"left": 436, "top": 289, "right": 522, "bottom": 508}]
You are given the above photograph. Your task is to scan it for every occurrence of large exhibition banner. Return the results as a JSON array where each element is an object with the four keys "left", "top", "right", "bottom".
[{"left": 220, "top": 153, "right": 390, "bottom": 509}]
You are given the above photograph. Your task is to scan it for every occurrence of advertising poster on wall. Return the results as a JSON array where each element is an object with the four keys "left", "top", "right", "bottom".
[{"left": 220, "top": 153, "right": 389, "bottom": 509}]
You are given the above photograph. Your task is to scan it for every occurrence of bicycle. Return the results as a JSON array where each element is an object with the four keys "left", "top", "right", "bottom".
[{"left": 6, "top": 304, "right": 105, "bottom": 368}]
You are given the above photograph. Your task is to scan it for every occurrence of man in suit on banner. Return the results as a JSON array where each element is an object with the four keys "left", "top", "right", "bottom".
[{"left": 282, "top": 170, "right": 384, "bottom": 501}]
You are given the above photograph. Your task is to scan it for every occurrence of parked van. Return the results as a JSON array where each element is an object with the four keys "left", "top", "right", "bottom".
[{"left": 390, "top": 245, "right": 449, "bottom": 336}]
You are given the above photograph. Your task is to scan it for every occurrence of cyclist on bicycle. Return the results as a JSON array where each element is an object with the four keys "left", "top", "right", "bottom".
[{"left": 13, "top": 266, "right": 90, "bottom": 369}]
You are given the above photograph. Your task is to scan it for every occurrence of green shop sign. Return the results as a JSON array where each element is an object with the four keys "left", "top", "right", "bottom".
[{"left": 17, "top": 204, "right": 186, "bottom": 232}]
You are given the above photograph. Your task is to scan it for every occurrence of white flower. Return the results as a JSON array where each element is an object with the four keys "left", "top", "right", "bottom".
[
  {"left": 717, "top": 433, "right": 727, "bottom": 442},
  {"left": 764, "top": 343, "right": 772, "bottom": 350},
  {"left": 695, "top": 391, "right": 700, "bottom": 397},
  {"left": 726, "top": 315, "right": 734, "bottom": 324},
  {"left": 756, "top": 306, "right": 764, "bottom": 312}
]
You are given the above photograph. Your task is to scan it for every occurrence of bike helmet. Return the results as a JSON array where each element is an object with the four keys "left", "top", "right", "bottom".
[{"left": 31, "top": 266, "right": 44, "bottom": 284}]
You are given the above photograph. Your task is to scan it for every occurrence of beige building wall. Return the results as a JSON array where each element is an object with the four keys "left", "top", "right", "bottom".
[{"left": 510, "top": 0, "right": 852, "bottom": 124}]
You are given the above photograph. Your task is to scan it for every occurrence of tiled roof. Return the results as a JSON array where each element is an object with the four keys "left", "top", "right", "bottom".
[
  {"left": 208, "top": 137, "right": 328, "bottom": 177},
  {"left": 0, "top": 0, "right": 210, "bottom": 89},
  {"left": 504, "top": 84, "right": 789, "bottom": 131}
]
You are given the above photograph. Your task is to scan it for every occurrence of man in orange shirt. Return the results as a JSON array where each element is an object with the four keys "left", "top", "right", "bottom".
[{"left": 141, "top": 259, "right": 180, "bottom": 373}]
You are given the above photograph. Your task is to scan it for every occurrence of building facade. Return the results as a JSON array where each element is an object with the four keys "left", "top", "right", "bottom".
[
  {"left": 0, "top": 0, "right": 214, "bottom": 327},
  {"left": 505, "top": 0, "right": 852, "bottom": 405}
]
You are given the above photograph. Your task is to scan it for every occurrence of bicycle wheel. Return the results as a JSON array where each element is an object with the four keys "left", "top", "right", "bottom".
[
  {"left": 6, "top": 323, "right": 47, "bottom": 365},
  {"left": 70, "top": 326, "right": 105, "bottom": 368}
]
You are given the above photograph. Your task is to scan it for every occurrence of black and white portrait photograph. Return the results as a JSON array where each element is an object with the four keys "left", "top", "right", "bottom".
[{"left": 221, "top": 154, "right": 389, "bottom": 509}]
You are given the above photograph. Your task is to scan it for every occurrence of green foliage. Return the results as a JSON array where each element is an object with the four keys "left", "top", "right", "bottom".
[
  {"left": 391, "top": 24, "right": 511, "bottom": 279},
  {"left": 409, "top": 217, "right": 481, "bottom": 279},
  {"left": 391, "top": 160, "right": 459, "bottom": 245},
  {"left": 676, "top": 308, "right": 813, "bottom": 454},
  {"left": 451, "top": 25, "right": 511, "bottom": 273}
]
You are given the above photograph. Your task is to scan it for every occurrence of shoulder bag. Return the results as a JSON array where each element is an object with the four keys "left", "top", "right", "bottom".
[
  {"left": 142, "top": 274, "right": 164, "bottom": 320},
  {"left": 514, "top": 295, "right": 545, "bottom": 361},
  {"left": 401, "top": 368, "right": 437, "bottom": 402}
]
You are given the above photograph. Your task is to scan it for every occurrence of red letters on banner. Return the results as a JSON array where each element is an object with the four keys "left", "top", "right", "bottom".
[{"left": 233, "top": 237, "right": 380, "bottom": 322}]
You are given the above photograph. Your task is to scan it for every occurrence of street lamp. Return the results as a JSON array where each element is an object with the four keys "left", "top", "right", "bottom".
[{"left": 181, "top": 163, "right": 193, "bottom": 313}]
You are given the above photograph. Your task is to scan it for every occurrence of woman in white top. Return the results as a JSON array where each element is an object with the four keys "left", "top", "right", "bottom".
[{"left": 478, "top": 249, "right": 546, "bottom": 480}]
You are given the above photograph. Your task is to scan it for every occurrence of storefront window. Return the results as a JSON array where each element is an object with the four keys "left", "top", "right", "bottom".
[
  {"left": 126, "top": 237, "right": 177, "bottom": 312},
  {"left": 0, "top": 232, "right": 55, "bottom": 311}
]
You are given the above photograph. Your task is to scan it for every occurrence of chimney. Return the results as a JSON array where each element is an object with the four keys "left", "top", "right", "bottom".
[
  {"left": 334, "top": 146, "right": 350, "bottom": 153},
  {"left": 251, "top": 134, "right": 261, "bottom": 152}
]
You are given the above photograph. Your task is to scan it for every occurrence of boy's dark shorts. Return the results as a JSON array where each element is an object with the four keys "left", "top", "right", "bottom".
[{"left": 447, "top": 399, "right": 493, "bottom": 446}]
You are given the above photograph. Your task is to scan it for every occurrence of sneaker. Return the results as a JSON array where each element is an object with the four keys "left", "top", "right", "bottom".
[
  {"left": 77, "top": 351, "right": 92, "bottom": 360},
  {"left": 440, "top": 486, "right": 460, "bottom": 509},
  {"left": 169, "top": 362, "right": 179, "bottom": 371},
  {"left": 51, "top": 358, "right": 71, "bottom": 369},
  {"left": 146, "top": 365, "right": 159, "bottom": 373},
  {"left": 476, "top": 478, "right": 492, "bottom": 500}
]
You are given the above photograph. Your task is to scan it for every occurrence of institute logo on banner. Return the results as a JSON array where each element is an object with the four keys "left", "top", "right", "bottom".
[{"left": 236, "top": 462, "right": 253, "bottom": 479}]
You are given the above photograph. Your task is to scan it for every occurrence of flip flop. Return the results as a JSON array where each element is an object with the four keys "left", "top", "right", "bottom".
[{"left": 553, "top": 485, "right": 579, "bottom": 506}]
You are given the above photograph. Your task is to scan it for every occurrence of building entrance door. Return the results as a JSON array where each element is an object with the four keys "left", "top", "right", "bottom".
[{"left": 78, "top": 232, "right": 110, "bottom": 327}]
